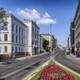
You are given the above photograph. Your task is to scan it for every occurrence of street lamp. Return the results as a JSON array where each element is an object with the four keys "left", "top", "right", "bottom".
[{"left": 49, "top": 23, "right": 53, "bottom": 59}]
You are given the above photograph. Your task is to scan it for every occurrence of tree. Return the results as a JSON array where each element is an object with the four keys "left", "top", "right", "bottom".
[
  {"left": 0, "top": 8, "right": 6, "bottom": 18},
  {"left": 0, "top": 8, "right": 7, "bottom": 27},
  {"left": 43, "top": 38, "right": 49, "bottom": 52}
]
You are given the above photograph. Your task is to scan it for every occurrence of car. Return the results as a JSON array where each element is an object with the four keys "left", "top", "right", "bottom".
[{"left": 66, "top": 49, "right": 70, "bottom": 55}]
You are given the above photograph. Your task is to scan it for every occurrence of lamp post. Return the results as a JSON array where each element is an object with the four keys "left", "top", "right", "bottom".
[{"left": 49, "top": 24, "right": 53, "bottom": 59}]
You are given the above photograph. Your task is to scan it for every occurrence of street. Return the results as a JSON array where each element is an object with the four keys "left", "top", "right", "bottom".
[
  {"left": 55, "top": 49, "right": 80, "bottom": 74},
  {"left": 0, "top": 49, "right": 80, "bottom": 80},
  {"left": 0, "top": 0, "right": 80, "bottom": 80},
  {"left": 0, "top": 53, "right": 50, "bottom": 80}
]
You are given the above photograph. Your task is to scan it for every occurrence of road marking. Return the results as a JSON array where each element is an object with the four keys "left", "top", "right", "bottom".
[
  {"left": 23, "top": 54, "right": 80, "bottom": 80},
  {"left": 65, "top": 54, "right": 80, "bottom": 64},
  {"left": 55, "top": 60, "right": 80, "bottom": 77},
  {"left": 23, "top": 59, "right": 50, "bottom": 80},
  {"left": 0, "top": 59, "right": 42, "bottom": 79},
  {"left": 0, "top": 53, "right": 50, "bottom": 79}
]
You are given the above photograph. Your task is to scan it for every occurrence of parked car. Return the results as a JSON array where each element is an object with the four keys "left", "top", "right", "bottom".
[{"left": 66, "top": 49, "right": 70, "bottom": 55}]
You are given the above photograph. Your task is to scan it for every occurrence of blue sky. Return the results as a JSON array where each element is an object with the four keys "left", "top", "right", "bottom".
[{"left": 0, "top": 0, "right": 78, "bottom": 46}]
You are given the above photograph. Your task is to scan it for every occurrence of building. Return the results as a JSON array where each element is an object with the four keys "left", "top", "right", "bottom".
[
  {"left": 53, "top": 37, "right": 57, "bottom": 48},
  {"left": 73, "top": 0, "right": 80, "bottom": 50},
  {"left": 70, "top": 22, "right": 75, "bottom": 54},
  {"left": 39, "top": 34, "right": 44, "bottom": 53},
  {"left": 24, "top": 20, "right": 40, "bottom": 56},
  {"left": 67, "top": 35, "right": 71, "bottom": 49},
  {"left": 41, "top": 33, "right": 57, "bottom": 51},
  {"left": 0, "top": 14, "right": 28, "bottom": 59}
]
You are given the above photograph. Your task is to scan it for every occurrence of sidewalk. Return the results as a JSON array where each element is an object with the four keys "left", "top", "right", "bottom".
[
  {"left": 65, "top": 53, "right": 80, "bottom": 64},
  {"left": 0, "top": 53, "right": 48, "bottom": 66},
  {"left": 15, "top": 56, "right": 31, "bottom": 61},
  {"left": 16, "top": 52, "right": 48, "bottom": 61}
]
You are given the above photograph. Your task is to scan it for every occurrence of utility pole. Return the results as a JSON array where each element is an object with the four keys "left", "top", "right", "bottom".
[{"left": 50, "top": 24, "right": 52, "bottom": 52}]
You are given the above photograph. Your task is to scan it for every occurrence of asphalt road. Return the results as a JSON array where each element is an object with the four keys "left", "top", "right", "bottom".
[
  {"left": 1, "top": 49, "right": 80, "bottom": 80},
  {"left": 0, "top": 53, "right": 51, "bottom": 80},
  {"left": 55, "top": 49, "right": 80, "bottom": 74}
]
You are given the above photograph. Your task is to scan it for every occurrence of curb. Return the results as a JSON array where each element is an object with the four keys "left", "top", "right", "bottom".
[
  {"left": 0, "top": 59, "right": 43, "bottom": 79},
  {"left": 23, "top": 59, "right": 80, "bottom": 80},
  {"left": 55, "top": 60, "right": 80, "bottom": 77},
  {"left": 65, "top": 54, "right": 80, "bottom": 64},
  {"left": 22, "top": 59, "right": 50, "bottom": 80},
  {"left": 16, "top": 53, "right": 48, "bottom": 61}
]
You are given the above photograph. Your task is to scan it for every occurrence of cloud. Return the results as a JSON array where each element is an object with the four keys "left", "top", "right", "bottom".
[
  {"left": 17, "top": 8, "right": 56, "bottom": 25},
  {"left": 37, "top": 18, "right": 56, "bottom": 25},
  {"left": 43, "top": 12, "right": 51, "bottom": 18},
  {"left": 17, "top": 8, "right": 40, "bottom": 20},
  {"left": 37, "top": 12, "right": 56, "bottom": 25}
]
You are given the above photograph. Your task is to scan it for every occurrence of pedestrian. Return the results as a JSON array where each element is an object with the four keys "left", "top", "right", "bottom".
[{"left": 76, "top": 48, "right": 80, "bottom": 57}]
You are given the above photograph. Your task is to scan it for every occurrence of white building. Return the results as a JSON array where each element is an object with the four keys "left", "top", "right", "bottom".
[
  {"left": 39, "top": 34, "right": 44, "bottom": 52},
  {"left": 41, "top": 33, "right": 54, "bottom": 47},
  {"left": 0, "top": 14, "right": 28, "bottom": 58},
  {"left": 24, "top": 20, "right": 40, "bottom": 56},
  {"left": 41, "top": 33, "right": 57, "bottom": 51}
]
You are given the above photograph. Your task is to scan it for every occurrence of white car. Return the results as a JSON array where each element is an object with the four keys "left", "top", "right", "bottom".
[{"left": 66, "top": 49, "right": 70, "bottom": 55}]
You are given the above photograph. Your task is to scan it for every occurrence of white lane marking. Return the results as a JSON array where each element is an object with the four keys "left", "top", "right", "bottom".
[
  {"left": 55, "top": 60, "right": 80, "bottom": 77},
  {"left": 0, "top": 59, "right": 42, "bottom": 79}
]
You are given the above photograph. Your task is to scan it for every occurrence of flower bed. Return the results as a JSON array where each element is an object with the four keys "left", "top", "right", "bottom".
[
  {"left": 24, "top": 60, "right": 80, "bottom": 80},
  {"left": 40, "top": 64, "right": 75, "bottom": 80}
]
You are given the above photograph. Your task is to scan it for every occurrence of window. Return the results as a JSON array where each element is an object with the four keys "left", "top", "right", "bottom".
[
  {"left": 12, "top": 34, "right": 14, "bottom": 42},
  {"left": 15, "top": 47, "right": 17, "bottom": 53},
  {"left": 4, "top": 26, "right": 8, "bottom": 30},
  {"left": 12, "top": 46, "right": 14, "bottom": 53},
  {"left": 16, "top": 36, "right": 17, "bottom": 43},
  {"left": 22, "top": 37, "right": 23, "bottom": 44},
  {"left": 4, "top": 46, "right": 7, "bottom": 52},
  {"left": 0, "top": 47, "right": 2, "bottom": 53},
  {"left": 19, "top": 47, "right": 20, "bottom": 52},
  {"left": 4, "top": 34, "right": 8, "bottom": 41},
  {"left": 21, "top": 47, "right": 23, "bottom": 52},
  {"left": 12, "top": 24, "right": 14, "bottom": 32},
  {"left": 16, "top": 25, "right": 18, "bottom": 33},
  {"left": 19, "top": 36, "right": 20, "bottom": 43},
  {"left": 0, "top": 35, "right": 1, "bottom": 41},
  {"left": 19, "top": 27, "right": 20, "bottom": 34}
]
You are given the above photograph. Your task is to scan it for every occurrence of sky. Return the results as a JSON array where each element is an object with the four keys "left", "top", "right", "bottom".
[{"left": 0, "top": 0, "right": 78, "bottom": 46}]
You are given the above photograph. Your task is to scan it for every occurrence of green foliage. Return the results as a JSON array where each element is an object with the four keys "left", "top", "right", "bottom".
[
  {"left": 30, "top": 69, "right": 43, "bottom": 80},
  {"left": 0, "top": 8, "right": 7, "bottom": 26},
  {"left": 43, "top": 38, "right": 49, "bottom": 52},
  {"left": 0, "top": 8, "right": 6, "bottom": 19}
]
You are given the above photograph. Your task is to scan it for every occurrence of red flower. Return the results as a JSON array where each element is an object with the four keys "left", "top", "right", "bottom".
[{"left": 40, "top": 64, "right": 75, "bottom": 80}]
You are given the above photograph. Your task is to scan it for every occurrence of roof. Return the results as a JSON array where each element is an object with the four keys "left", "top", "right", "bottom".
[
  {"left": 10, "top": 14, "right": 28, "bottom": 28},
  {"left": 24, "top": 19, "right": 40, "bottom": 29}
]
